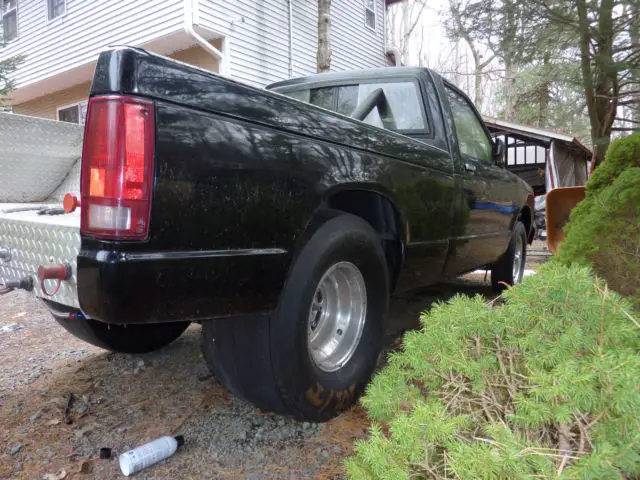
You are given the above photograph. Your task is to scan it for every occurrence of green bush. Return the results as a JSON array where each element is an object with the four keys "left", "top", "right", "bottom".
[
  {"left": 555, "top": 134, "right": 640, "bottom": 308},
  {"left": 346, "top": 264, "right": 640, "bottom": 480},
  {"left": 584, "top": 133, "right": 640, "bottom": 196}
]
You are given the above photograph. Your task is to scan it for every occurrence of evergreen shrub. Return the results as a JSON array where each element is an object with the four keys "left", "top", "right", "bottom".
[
  {"left": 346, "top": 264, "right": 640, "bottom": 479},
  {"left": 556, "top": 134, "right": 640, "bottom": 308}
]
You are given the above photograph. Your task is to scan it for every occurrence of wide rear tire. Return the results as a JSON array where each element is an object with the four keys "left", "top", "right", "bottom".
[
  {"left": 491, "top": 221, "right": 527, "bottom": 292},
  {"left": 201, "top": 213, "right": 389, "bottom": 421},
  {"left": 55, "top": 317, "right": 190, "bottom": 354}
]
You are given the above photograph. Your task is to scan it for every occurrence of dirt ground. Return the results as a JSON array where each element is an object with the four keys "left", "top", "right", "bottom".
[{"left": 0, "top": 242, "right": 549, "bottom": 480}]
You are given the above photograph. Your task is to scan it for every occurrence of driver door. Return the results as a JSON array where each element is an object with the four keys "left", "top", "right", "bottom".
[{"left": 444, "top": 84, "right": 518, "bottom": 273}]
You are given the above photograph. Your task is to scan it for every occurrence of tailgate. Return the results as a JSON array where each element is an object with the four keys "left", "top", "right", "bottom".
[{"left": 0, "top": 204, "right": 80, "bottom": 308}]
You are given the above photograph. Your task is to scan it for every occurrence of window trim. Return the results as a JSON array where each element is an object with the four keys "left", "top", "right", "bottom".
[
  {"left": 357, "top": 79, "right": 430, "bottom": 135},
  {"left": 56, "top": 100, "right": 87, "bottom": 124},
  {"left": 364, "top": 0, "right": 376, "bottom": 31},
  {"left": 2, "top": 0, "right": 19, "bottom": 43},
  {"left": 277, "top": 78, "right": 433, "bottom": 137},
  {"left": 443, "top": 81, "right": 494, "bottom": 165},
  {"left": 46, "top": 0, "right": 66, "bottom": 23},
  {"left": 276, "top": 75, "right": 441, "bottom": 137}
]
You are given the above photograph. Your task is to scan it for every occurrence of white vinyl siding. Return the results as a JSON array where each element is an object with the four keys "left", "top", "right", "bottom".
[
  {"left": 199, "top": 0, "right": 386, "bottom": 87},
  {"left": 1, "top": 0, "right": 387, "bottom": 92},
  {"left": 0, "top": 0, "right": 183, "bottom": 89},
  {"left": 331, "top": 0, "right": 385, "bottom": 72}
]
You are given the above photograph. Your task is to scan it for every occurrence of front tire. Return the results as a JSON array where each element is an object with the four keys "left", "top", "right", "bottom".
[
  {"left": 55, "top": 317, "right": 190, "bottom": 354},
  {"left": 491, "top": 221, "right": 527, "bottom": 292},
  {"left": 201, "top": 213, "right": 389, "bottom": 421}
]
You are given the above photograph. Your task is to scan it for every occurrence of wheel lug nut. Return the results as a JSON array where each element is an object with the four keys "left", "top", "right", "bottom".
[{"left": 336, "top": 329, "right": 343, "bottom": 336}]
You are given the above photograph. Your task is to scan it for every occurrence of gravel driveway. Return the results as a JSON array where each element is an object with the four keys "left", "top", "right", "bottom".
[{"left": 0, "top": 247, "right": 547, "bottom": 479}]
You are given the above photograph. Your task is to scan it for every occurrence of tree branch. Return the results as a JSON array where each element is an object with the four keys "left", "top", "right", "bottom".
[
  {"left": 402, "top": 0, "right": 429, "bottom": 45},
  {"left": 532, "top": 0, "right": 580, "bottom": 29},
  {"left": 615, "top": 117, "right": 640, "bottom": 124}
]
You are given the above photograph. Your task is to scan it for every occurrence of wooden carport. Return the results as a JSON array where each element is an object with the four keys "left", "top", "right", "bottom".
[{"left": 484, "top": 117, "right": 592, "bottom": 196}]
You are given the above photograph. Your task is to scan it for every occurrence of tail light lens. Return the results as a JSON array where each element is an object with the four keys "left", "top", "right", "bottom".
[{"left": 80, "top": 96, "right": 155, "bottom": 240}]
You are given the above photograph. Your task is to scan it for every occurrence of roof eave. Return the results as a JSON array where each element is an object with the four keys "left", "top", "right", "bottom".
[{"left": 484, "top": 117, "right": 592, "bottom": 157}]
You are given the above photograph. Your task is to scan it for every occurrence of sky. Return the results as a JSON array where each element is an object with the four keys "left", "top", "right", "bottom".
[{"left": 387, "top": 0, "right": 502, "bottom": 116}]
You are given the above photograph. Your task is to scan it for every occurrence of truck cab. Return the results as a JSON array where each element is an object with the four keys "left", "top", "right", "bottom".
[{"left": 268, "top": 67, "right": 533, "bottom": 283}]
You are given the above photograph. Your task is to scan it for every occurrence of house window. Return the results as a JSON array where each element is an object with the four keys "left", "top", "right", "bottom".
[
  {"left": 57, "top": 101, "right": 87, "bottom": 124},
  {"left": 365, "top": 0, "right": 376, "bottom": 31},
  {"left": 47, "top": 0, "right": 65, "bottom": 20},
  {"left": 2, "top": 0, "right": 17, "bottom": 42}
]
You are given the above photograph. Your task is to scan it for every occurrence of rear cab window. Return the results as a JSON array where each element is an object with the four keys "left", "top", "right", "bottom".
[{"left": 280, "top": 81, "right": 430, "bottom": 136}]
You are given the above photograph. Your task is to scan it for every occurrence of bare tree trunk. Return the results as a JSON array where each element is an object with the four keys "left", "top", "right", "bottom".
[
  {"left": 501, "top": 0, "right": 519, "bottom": 122},
  {"left": 448, "top": 0, "right": 494, "bottom": 112},
  {"left": 631, "top": 2, "right": 640, "bottom": 130},
  {"left": 537, "top": 52, "right": 551, "bottom": 127},
  {"left": 504, "top": 59, "right": 517, "bottom": 121},
  {"left": 317, "top": 0, "right": 332, "bottom": 73},
  {"left": 475, "top": 67, "right": 483, "bottom": 110},
  {"left": 387, "top": 0, "right": 428, "bottom": 65},
  {"left": 577, "top": 0, "right": 617, "bottom": 164}
]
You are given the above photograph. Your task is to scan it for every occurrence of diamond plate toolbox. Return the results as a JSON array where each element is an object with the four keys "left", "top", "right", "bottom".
[
  {"left": 0, "top": 113, "right": 83, "bottom": 203},
  {"left": 0, "top": 208, "right": 80, "bottom": 308}
]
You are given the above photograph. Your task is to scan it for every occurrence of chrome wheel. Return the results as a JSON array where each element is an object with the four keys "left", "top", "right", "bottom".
[
  {"left": 513, "top": 234, "right": 524, "bottom": 283},
  {"left": 307, "top": 261, "right": 367, "bottom": 373}
]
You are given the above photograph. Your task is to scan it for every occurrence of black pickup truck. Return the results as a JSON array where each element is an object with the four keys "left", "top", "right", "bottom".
[{"left": 28, "top": 47, "right": 534, "bottom": 421}]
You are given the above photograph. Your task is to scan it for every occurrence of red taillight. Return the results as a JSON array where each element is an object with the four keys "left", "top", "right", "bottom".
[{"left": 80, "top": 96, "right": 155, "bottom": 240}]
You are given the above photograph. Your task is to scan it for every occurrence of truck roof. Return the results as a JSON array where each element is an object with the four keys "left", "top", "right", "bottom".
[{"left": 266, "top": 67, "right": 431, "bottom": 92}]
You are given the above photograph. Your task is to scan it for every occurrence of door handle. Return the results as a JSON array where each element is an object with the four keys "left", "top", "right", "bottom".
[{"left": 464, "top": 162, "right": 477, "bottom": 173}]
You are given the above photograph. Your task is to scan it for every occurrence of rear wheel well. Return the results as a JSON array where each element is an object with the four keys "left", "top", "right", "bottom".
[{"left": 327, "top": 190, "right": 403, "bottom": 290}]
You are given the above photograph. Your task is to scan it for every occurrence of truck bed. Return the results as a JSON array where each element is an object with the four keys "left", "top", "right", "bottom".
[{"left": 0, "top": 204, "right": 80, "bottom": 308}]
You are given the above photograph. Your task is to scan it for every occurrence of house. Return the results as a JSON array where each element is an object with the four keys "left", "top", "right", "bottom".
[{"left": 0, "top": 0, "right": 401, "bottom": 124}]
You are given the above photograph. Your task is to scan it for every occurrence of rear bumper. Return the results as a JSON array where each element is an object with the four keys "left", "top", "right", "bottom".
[{"left": 76, "top": 248, "right": 290, "bottom": 324}]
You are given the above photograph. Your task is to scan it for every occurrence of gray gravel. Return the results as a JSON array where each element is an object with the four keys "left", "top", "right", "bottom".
[
  {"left": 0, "top": 293, "right": 348, "bottom": 479},
  {"left": 0, "top": 257, "right": 547, "bottom": 479}
]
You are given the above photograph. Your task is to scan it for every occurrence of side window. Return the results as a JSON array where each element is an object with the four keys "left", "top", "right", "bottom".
[
  {"left": 445, "top": 86, "right": 492, "bottom": 164},
  {"left": 2, "top": 0, "right": 17, "bottom": 42},
  {"left": 336, "top": 85, "right": 358, "bottom": 116},
  {"left": 48, "top": 0, "right": 66, "bottom": 21},
  {"left": 307, "top": 86, "right": 359, "bottom": 116},
  {"left": 309, "top": 87, "right": 335, "bottom": 111},
  {"left": 282, "top": 81, "right": 429, "bottom": 135},
  {"left": 364, "top": 0, "right": 376, "bottom": 31},
  {"left": 286, "top": 89, "right": 310, "bottom": 103},
  {"left": 57, "top": 100, "right": 87, "bottom": 124},
  {"left": 358, "top": 82, "right": 427, "bottom": 133}
]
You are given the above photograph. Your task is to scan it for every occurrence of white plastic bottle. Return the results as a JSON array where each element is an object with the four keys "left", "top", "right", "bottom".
[{"left": 119, "top": 435, "right": 184, "bottom": 476}]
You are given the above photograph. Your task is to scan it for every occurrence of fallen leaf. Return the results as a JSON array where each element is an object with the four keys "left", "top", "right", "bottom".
[
  {"left": 42, "top": 469, "right": 67, "bottom": 480},
  {"left": 46, "top": 419, "right": 61, "bottom": 426}
]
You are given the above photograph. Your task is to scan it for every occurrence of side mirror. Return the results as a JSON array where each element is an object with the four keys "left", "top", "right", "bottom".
[{"left": 492, "top": 138, "right": 506, "bottom": 167}]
